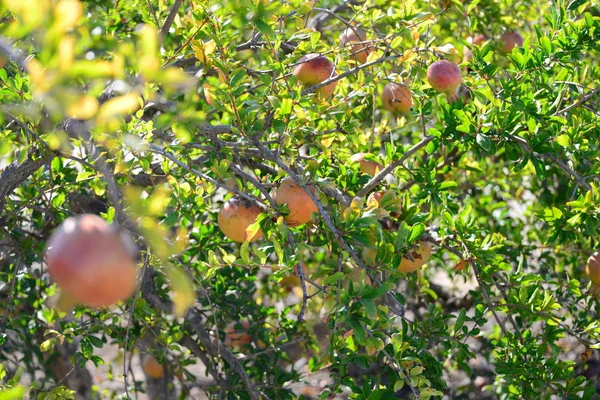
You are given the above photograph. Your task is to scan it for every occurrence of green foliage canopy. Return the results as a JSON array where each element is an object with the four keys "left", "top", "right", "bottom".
[{"left": 0, "top": 0, "right": 599, "bottom": 399}]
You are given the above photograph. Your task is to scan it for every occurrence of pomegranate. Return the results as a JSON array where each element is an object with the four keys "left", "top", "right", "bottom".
[
  {"left": 45, "top": 214, "right": 138, "bottom": 308},
  {"left": 426, "top": 60, "right": 462, "bottom": 99},
  {"left": 339, "top": 27, "right": 371, "bottom": 64},
  {"left": 271, "top": 177, "right": 318, "bottom": 226},
  {"left": 586, "top": 251, "right": 600, "bottom": 286},
  {"left": 350, "top": 153, "right": 382, "bottom": 177},
  {"left": 292, "top": 53, "right": 337, "bottom": 97},
  {"left": 142, "top": 355, "right": 165, "bottom": 379},
  {"left": 500, "top": 31, "right": 524, "bottom": 53},
  {"left": 218, "top": 197, "right": 264, "bottom": 243},
  {"left": 398, "top": 240, "right": 432, "bottom": 272},
  {"left": 381, "top": 83, "right": 413, "bottom": 114}
]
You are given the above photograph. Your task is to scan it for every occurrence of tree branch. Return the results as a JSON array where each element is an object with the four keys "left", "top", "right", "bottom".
[
  {"left": 159, "top": 0, "right": 184, "bottom": 39},
  {"left": 140, "top": 268, "right": 262, "bottom": 399},
  {"left": 148, "top": 143, "right": 266, "bottom": 207},
  {"left": 507, "top": 134, "right": 592, "bottom": 191},
  {"left": 0, "top": 150, "right": 51, "bottom": 215},
  {"left": 554, "top": 87, "right": 600, "bottom": 116},
  {"left": 356, "top": 135, "right": 434, "bottom": 197},
  {"left": 301, "top": 55, "right": 399, "bottom": 96}
]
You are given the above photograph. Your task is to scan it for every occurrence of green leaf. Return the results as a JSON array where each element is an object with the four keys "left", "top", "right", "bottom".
[
  {"left": 349, "top": 319, "right": 367, "bottom": 345},
  {"left": 555, "top": 134, "right": 570, "bottom": 147},
  {"left": 395, "top": 222, "right": 410, "bottom": 249},
  {"left": 454, "top": 309, "right": 467, "bottom": 333},
  {"left": 0, "top": 387, "right": 26, "bottom": 400},
  {"left": 531, "top": 157, "right": 546, "bottom": 180},
  {"left": 86, "top": 335, "right": 104, "bottom": 348},
  {"left": 408, "top": 223, "right": 425, "bottom": 243},
  {"left": 360, "top": 298, "right": 377, "bottom": 319},
  {"left": 567, "top": 0, "right": 587, "bottom": 10},
  {"left": 80, "top": 337, "right": 93, "bottom": 358},
  {"left": 240, "top": 241, "right": 251, "bottom": 264},
  {"left": 322, "top": 272, "right": 345, "bottom": 285},
  {"left": 476, "top": 133, "right": 493, "bottom": 153},
  {"left": 439, "top": 181, "right": 457, "bottom": 190},
  {"left": 539, "top": 36, "right": 552, "bottom": 54}
]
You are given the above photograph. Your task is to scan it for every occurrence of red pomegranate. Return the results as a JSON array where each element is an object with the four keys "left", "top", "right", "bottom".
[
  {"left": 45, "top": 214, "right": 138, "bottom": 308},
  {"left": 292, "top": 53, "right": 337, "bottom": 97}
]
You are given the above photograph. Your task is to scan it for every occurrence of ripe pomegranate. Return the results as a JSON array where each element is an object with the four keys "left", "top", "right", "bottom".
[
  {"left": 339, "top": 27, "right": 371, "bottom": 64},
  {"left": 381, "top": 83, "right": 413, "bottom": 114},
  {"left": 142, "top": 355, "right": 165, "bottom": 379},
  {"left": 45, "top": 214, "right": 138, "bottom": 308},
  {"left": 350, "top": 153, "right": 382, "bottom": 177},
  {"left": 218, "top": 197, "right": 264, "bottom": 243},
  {"left": 500, "top": 31, "right": 524, "bottom": 53},
  {"left": 271, "top": 177, "right": 318, "bottom": 226},
  {"left": 292, "top": 53, "right": 337, "bottom": 97},
  {"left": 398, "top": 240, "right": 432, "bottom": 272},
  {"left": 426, "top": 60, "right": 462, "bottom": 100},
  {"left": 586, "top": 251, "right": 600, "bottom": 286}
]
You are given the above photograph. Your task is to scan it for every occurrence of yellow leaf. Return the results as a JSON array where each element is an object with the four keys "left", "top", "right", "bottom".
[
  {"left": 139, "top": 24, "right": 158, "bottom": 56},
  {"left": 147, "top": 185, "right": 171, "bottom": 216},
  {"left": 138, "top": 25, "right": 160, "bottom": 76},
  {"left": 245, "top": 219, "right": 262, "bottom": 241},
  {"left": 216, "top": 67, "right": 227, "bottom": 83},
  {"left": 51, "top": 290, "right": 76, "bottom": 313},
  {"left": 174, "top": 226, "right": 189, "bottom": 254},
  {"left": 140, "top": 219, "right": 172, "bottom": 260},
  {"left": 55, "top": 0, "right": 82, "bottom": 29},
  {"left": 350, "top": 197, "right": 363, "bottom": 212},
  {"left": 397, "top": 49, "right": 417, "bottom": 64},
  {"left": 139, "top": 55, "right": 160, "bottom": 76},
  {"left": 366, "top": 195, "right": 379, "bottom": 209},
  {"left": 434, "top": 43, "right": 462, "bottom": 64},
  {"left": 25, "top": 58, "right": 48, "bottom": 92},
  {"left": 366, "top": 50, "right": 380, "bottom": 63},
  {"left": 293, "top": 105, "right": 306, "bottom": 120},
  {"left": 192, "top": 40, "right": 213, "bottom": 64},
  {"left": 58, "top": 35, "right": 75, "bottom": 72},
  {"left": 40, "top": 338, "right": 57, "bottom": 352},
  {"left": 453, "top": 259, "right": 469, "bottom": 271},
  {"left": 6, "top": 0, "right": 49, "bottom": 27},
  {"left": 411, "top": 27, "right": 419, "bottom": 42},
  {"left": 97, "top": 93, "right": 143, "bottom": 122},
  {"left": 320, "top": 134, "right": 335, "bottom": 147},
  {"left": 159, "top": 67, "right": 195, "bottom": 90},
  {"left": 167, "top": 266, "right": 195, "bottom": 317},
  {"left": 204, "top": 40, "right": 216, "bottom": 57},
  {"left": 342, "top": 206, "right": 352, "bottom": 221},
  {"left": 68, "top": 60, "right": 120, "bottom": 79},
  {"left": 66, "top": 96, "right": 98, "bottom": 119}
]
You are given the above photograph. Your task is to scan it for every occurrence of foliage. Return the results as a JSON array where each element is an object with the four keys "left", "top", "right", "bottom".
[{"left": 0, "top": 0, "right": 600, "bottom": 399}]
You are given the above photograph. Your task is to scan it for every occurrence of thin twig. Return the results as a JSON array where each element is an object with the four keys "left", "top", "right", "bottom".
[
  {"left": 356, "top": 136, "right": 434, "bottom": 197},
  {"left": 554, "top": 87, "right": 600, "bottom": 116},
  {"left": 148, "top": 143, "right": 266, "bottom": 207}
]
